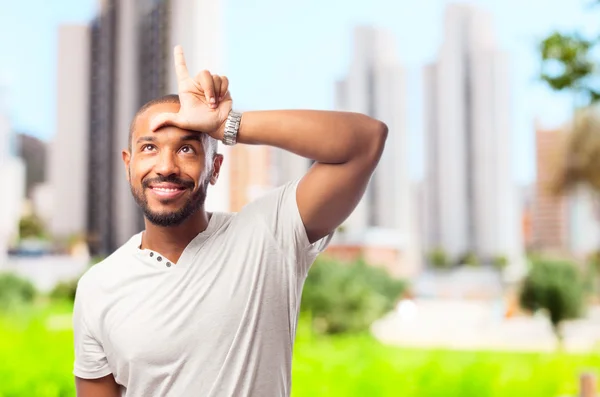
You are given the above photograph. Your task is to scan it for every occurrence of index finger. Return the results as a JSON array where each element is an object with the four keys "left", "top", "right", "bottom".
[{"left": 174, "top": 45, "right": 190, "bottom": 84}]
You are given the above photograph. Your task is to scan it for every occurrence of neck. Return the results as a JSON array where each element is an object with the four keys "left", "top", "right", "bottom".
[{"left": 140, "top": 208, "right": 211, "bottom": 264}]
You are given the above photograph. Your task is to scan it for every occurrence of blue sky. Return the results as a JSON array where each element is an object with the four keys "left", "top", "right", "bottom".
[{"left": 0, "top": 0, "right": 598, "bottom": 183}]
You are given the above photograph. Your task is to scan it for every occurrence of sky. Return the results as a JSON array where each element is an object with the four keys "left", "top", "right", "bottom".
[{"left": 0, "top": 0, "right": 598, "bottom": 184}]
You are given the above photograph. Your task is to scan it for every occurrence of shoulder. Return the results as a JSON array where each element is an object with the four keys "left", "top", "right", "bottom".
[
  {"left": 76, "top": 235, "right": 139, "bottom": 296},
  {"left": 239, "top": 180, "right": 299, "bottom": 217}
]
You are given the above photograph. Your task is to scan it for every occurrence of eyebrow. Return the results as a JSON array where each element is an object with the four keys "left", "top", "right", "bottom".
[{"left": 136, "top": 136, "right": 155, "bottom": 144}]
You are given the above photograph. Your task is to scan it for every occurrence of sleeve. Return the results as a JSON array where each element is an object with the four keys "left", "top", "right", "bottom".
[
  {"left": 245, "top": 179, "right": 334, "bottom": 277},
  {"left": 72, "top": 278, "right": 112, "bottom": 379}
]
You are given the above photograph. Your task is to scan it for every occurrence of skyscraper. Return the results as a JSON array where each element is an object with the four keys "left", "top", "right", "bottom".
[
  {"left": 334, "top": 26, "right": 411, "bottom": 236},
  {"left": 49, "top": 24, "right": 91, "bottom": 241},
  {"left": 423, "top": 4, "right": 523, "bottom": 264},
  {"left": 0, "top": 89, "right": 25, "bottom": 263}
]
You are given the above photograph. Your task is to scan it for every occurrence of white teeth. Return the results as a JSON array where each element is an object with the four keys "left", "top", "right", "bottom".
[{"left": 154, "top": 188, "right": 179, "bottom": 192}]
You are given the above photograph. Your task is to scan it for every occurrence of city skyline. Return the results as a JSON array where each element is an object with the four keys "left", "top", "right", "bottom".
[
  {"left": 423, "top": 4, "right": 523, "bottom": 263},
  {"left": 1, "top": 0, "right": 598, "bottom": 185}
]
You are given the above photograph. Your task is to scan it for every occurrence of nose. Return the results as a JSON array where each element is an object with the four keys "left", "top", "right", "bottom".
[{"left": 154, "top": 150, "right": 180, "bottom": 177}]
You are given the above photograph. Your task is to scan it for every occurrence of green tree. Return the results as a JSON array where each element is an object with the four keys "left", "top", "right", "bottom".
[{"left": 519, "top": 259, "right": 585, "bottom": 347}]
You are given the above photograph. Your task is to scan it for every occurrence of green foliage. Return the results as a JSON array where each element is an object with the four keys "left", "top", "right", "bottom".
[
  {"left": 18, "top": 214, "right": 48, "bottom": 240},
  {"left": 301, "top": 257, "right": 406, "bottom": 334},
  {"left": 426, "top": 248, "right": 450, "bottom": 269},
  {"left": 0, "top": 272, "right": 37, "bottom": 312},
  {"left": 457, "top": 252, "right": 480, "bottom": 267},
  {"left": 519, "top": 259, "right": 585, "bottom": 342},
  {"left": 538, "top": 7, "right": 600, "bottom": 198},
  {"left": 540, "top": 32, "right": 598, "bottom": 102},
  {"left": 492, "top": 255, "right": 509, "bottom": 270},
  {"left": 49, "top": 279, "right": 78, "bottom": 303}
]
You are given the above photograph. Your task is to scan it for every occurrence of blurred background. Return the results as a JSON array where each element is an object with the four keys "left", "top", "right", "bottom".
[{"left": 1, "top": 0, "right": 600, "bottom": 395}]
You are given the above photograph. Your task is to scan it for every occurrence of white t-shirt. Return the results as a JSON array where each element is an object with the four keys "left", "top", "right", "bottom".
[{"left": 72, "top": 180, "right": 333, "bottom": 397}]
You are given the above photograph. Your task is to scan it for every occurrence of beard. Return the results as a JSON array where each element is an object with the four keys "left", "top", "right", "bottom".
[{"left": 130, "top": 173, "right": 210, "bottom": 227}]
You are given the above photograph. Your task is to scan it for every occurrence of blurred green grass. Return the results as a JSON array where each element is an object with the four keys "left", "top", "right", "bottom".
[{"left": 0, "top": 304, "right": 599, "bottom": 397}]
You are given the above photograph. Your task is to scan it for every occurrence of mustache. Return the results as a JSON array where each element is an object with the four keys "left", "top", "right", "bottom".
[{"left": 142, "top": 175, "right": 195, "bottom": 189}]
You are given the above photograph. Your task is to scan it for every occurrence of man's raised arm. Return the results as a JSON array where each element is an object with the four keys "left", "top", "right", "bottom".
[{"left": 230, "top": 110, "right": 388, "bottom": 243}]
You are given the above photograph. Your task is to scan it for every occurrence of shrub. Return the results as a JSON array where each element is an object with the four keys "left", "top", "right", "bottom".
[
  {"left": 0, "top": 272, "right": 37, "bottom": 312},
  {"left": 427, "top": 248, "right": 450, "bottom": 269},
  {"left": 519, "top": 259, "right": 585, "bottom": 345},
  {"left": 49, "top": 278, "right": 79, "bottom": 303},
  {"left": 492, "top": 255, "right": 508, "bottom": 270},
  {"left": 19, "top": 214, "right": 48, "bottom": 240},
  {"left": 301, "top": 257, "right": 407, "bottom": 335},
  {"left": 457, "top": 251, "right": 479, "bottom": 267}
]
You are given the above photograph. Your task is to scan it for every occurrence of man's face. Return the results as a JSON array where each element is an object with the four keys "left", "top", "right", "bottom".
[{"left": 122, "top": 102, "right": 222, "bottom": 227}]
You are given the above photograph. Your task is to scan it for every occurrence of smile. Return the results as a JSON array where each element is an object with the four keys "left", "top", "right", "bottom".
[{"left": 148, "top": 185, "right": 188, "bottom": 200}]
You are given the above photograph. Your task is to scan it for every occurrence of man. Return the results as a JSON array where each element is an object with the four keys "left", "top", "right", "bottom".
[{"left": 73, "top": 45, "right": 388, "bottom": 397}]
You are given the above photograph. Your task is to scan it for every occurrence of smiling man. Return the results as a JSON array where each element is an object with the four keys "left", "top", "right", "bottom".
[{"left": 72, "top": 45, "right": 388, "bottom": 397}]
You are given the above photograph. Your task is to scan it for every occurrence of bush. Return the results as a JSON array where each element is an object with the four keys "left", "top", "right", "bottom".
[
  {"left": 492, "top": 255, "right": 508, "bottom": 270},
  {"left": 0, "top": 272, "right": 37, "bottom": 312},
  {"left": 301, "top": 257, "right": 407, "bottom": 335},
  {"left": 49, "top": 279, "right": 79, "bottom": 303},
  {"left": 519, "top": 259, "right": 585, "bottom": 345},
  {"left": 427, "top": 248, "right": 450, "bottom": 269},
  {"left": 19, "top": 214, "right": 48, "bottom": 240},
  {"left": 457, "top": 251, "right": 479, "bottom": 267}
]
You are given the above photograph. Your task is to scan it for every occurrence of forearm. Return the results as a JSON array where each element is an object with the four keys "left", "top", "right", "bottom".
[{"left": 231, "top": 110, "right": 388, "bottom": 164}]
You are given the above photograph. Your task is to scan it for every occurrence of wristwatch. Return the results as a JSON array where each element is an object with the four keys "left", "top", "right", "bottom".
[{"left": 222, "top": 110, "right": 242, "bottom": 146}]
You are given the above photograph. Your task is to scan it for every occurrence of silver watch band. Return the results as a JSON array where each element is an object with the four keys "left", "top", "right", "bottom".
[{"left": 222, "top": 111, "right": 242, "bottom": 146}]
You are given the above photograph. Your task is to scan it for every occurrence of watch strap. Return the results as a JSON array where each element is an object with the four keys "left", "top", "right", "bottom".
[{"left": 222, "top": 111, "right": 242, "bottom": 146}]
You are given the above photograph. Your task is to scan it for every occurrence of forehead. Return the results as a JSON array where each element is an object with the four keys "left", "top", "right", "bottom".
[{"left": 132, "top": 102, "right": 186, "bottom": 141}]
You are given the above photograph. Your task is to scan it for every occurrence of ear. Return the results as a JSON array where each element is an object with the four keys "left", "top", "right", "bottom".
[
  {"left": 122, "top": 150, "right": 131, "bottom": 183},
  {"left": 210, "top": 154, "right": 224, "bottom": 185}
]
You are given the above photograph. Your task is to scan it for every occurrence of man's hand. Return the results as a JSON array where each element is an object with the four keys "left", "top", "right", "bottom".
[{"left": 150, "top": 45, "right": 232, "bottom": 138}]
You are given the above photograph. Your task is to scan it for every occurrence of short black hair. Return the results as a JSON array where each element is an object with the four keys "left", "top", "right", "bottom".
[{"left": 128, "top": 94, "right": 218, "bottom": 155}]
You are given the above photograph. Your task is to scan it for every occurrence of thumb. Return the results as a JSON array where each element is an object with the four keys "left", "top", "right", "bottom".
[{"left": 150, "top": 112, "right": 185, "bottom": 132}]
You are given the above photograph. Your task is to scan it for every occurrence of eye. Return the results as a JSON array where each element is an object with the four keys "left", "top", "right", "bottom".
[
  {"left": 141, "top": 144, "right": 156, "bottom": 152},
  {"left": 180, "top": 145, "right": 196, "bottom": 154}
]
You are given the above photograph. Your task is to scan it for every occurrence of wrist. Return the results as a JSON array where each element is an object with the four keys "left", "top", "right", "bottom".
[
  {"left": 214, "top": 118, "right": 227, "bottom": 141},
  {"left": 221, "top": 110, "right": 242, "bottom": 146}
]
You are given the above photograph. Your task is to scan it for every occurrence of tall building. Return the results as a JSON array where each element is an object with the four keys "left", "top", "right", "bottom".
[
  {"left": 86, "top": 0, "right": 225, "bottom": 256},
  {"left": 334, "top": 26, "right": 411, "bottom": 236},
  {"left": 423, "top": 4, "right": 523, "bottom": 264},
  {"left": 16, "top": 133, "right": 47, "bottom": 198},
  {"left": 0, "top": 89, "right": 25, "bottom": 264},
  {"left": 326, "top": 26, "right": 421, "bottom": 276},
  {"left": 531, "top": 125, "right": 568, "bottom": 252},
  {"left": 0, "top": 86, "right": 10, "bottom": 160},
  {"left": 49, "top": 24, "right": 91, "bottom": 241},
  {"left": 532, "top": 123, "right": 600, "bottom": 256}
]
